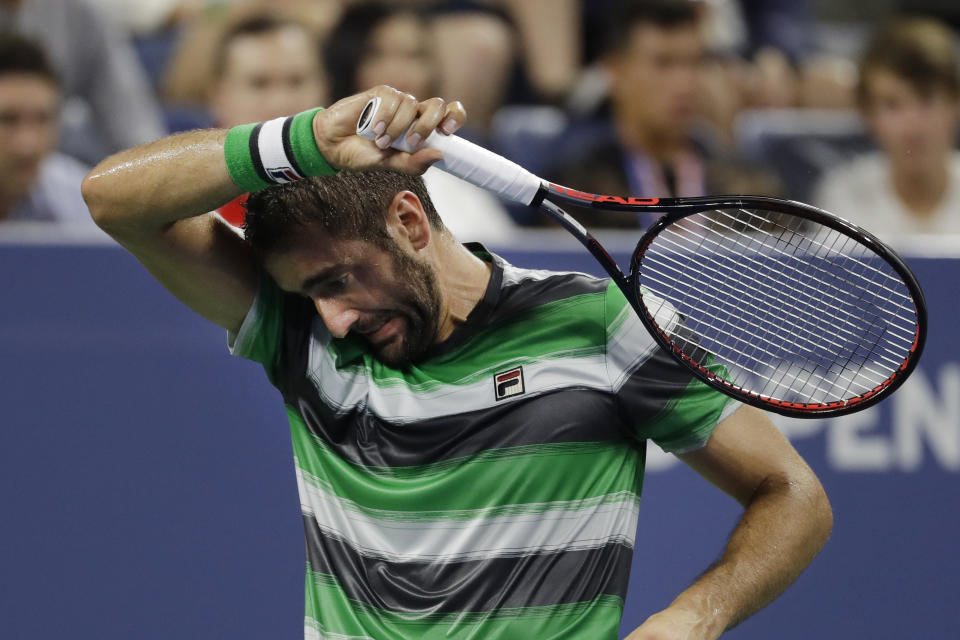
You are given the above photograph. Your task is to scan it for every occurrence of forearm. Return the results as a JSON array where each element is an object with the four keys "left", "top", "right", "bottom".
[
  {"left": 82, "top": 128, "right": 240, "bottom": 236},
  {"left": 76, "top": 87, "right": 466, "bottom": 334},
  {"left": 662, "top": 475, "right": 833, "bottom": 637}
]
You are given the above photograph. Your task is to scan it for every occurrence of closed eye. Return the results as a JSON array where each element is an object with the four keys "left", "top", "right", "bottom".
[
  {"left": 308, "top": 273, "right": 351, "bottom": 299},
  {"left": 323, "top": 274, "right": 349, "bottom": 295},
  {"left": 301, "top": 267, "right": 353, "bottom": 299}
]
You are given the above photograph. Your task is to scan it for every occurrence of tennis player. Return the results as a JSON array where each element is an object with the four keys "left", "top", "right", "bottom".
[{"left": 82, "top": 85, "right": 832, "bottom": 640}]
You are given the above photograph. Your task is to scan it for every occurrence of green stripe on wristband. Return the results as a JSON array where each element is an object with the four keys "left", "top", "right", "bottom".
[
  {"left": 224, "top": 122, "right": 272, "bottom": 192},
  {"left": 289, "top": 108, "right": 338, "bottom": 177}
]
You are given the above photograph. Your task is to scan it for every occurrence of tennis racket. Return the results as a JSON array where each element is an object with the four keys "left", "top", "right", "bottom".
[{"left": 357, "top": 98, "right": 927, "bottom": 418}]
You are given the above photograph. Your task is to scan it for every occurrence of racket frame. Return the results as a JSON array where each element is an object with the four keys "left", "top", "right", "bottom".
[
  {"left": 534, "top": 189, "right": 928, "bottom": 418},
  {"left": 354, "top": 101, "right": 927, "bottom": 418}
]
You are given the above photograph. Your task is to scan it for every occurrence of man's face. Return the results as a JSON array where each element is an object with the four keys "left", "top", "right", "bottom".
[
  {"left": 863, "top": 68, "right": 960, "bottom": 170},
  {"left": 264, "top": 223, "right": 442, "bottom": 368},
  {"left": 211, "top": 26, "right": 327, "bottom": 127},
  {"left": 608, "top": 22, "right": 704, "bottom": 136},
  {"left": 0, "top": 73, "right": 58, "bottom": 200}
]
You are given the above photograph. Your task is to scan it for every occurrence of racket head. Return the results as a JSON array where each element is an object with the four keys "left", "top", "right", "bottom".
[{"left": 625, "top": 197, "right": 927, "bottom": 418}]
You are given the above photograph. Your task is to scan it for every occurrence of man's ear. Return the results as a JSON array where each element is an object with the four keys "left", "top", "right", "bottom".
[{"left": 387, "top": 190, "right": 432, "bottom": 251}]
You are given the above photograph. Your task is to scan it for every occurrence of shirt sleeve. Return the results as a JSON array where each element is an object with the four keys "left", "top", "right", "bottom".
[
  {"left": 604, "top": 282, "right": 738, "bottom": 453},
  {"left": 228, "top": 273, "right": 290, "bottom": 383}
]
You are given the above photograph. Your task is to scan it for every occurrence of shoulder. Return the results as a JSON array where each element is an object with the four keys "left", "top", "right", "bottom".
[
  {"left": 493, "top": 257, "right": 611, "bottom": 331},
  {"left": 813, "top": 153, "right": 885, "bottom": 209},
  {"left": 821, "top": 152, "right": 885, "bottom": 185},
  {"left": 499, "top": 260, "right": 609, "bottom": 304}
]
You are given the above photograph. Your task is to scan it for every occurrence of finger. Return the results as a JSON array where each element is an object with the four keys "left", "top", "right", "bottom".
[
  {"left": 382, "top": 147, "right": 443, "bottom": 174},
  {"left": 439, "top": 100, "right": 467, "bottom": 135},
  {"left": 364, "top": 85, "right": 404, "bottom": 139},
  {"left": 315, "top": 85, "right": 402, "bottom": 145},
  {"left": 378, "top": 92, "right": 419, "bottom": 150},
  {"left": 404, "top": 97, "right": 447, "bottom": 148}
]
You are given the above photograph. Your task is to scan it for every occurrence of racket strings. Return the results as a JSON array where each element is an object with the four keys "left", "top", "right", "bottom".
[
  {"left": 644, "top": 229, "right": 903, "bottom": 371},
  {"left": 641, "top": 254, "right": 883, "bottom": 400},
  {"left": 636, "top": 207, "right": 919, "bottom": 406},
  {"left": 692, "top": 214, "right": 912, "bottom": 370},
  {"left": 741, "top": 209, "right": 914, "bottom": 300},
  {"left": 734, "top": 211, "right": 917, "bottom": 346},
  {"left": 680, "top": 212, "right": 916, "bottom": 348},
  {"left": 737, "top": 208, "right": 913, "bottom": 299},
  {"left": 694, "top": 209, "right": 914, "bottom": 400},
  {"left": 648, "top": 245, "right": 888, "bottom": 376},
  {"left": 705, "top": 211, "right": 916, "bottom": 332}
]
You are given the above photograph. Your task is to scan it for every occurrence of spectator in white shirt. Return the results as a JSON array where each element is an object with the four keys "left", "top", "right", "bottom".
[
  {"left": 814, "top": 17, "right": 960, "bottom": 238},
  {"left": 0, "top": 0, "right": 166, "bottom": 163},
  {"left": 0, "top": 31, "right": 93, "bottom": 228}
]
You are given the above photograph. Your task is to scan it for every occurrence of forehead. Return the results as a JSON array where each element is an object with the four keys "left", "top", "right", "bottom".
[
  {"left": 261, "top": 223, "right": 387, "bottom": 291},
  {"left": 223, "top": 27, "right": 319, "bottom": 76},
  {"left": 623, "top": 22, "right": 701, "bottom": 55},
  {"left": 0, "top": 73, "right": 58, "bottom": 106},
  {"left": 864, "top": 66, "right": 956, "bottom": 99}
]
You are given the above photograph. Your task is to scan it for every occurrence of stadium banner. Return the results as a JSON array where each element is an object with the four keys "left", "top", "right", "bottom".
[{"left": 0, "top": 241, "right": 956, "bottom": 639}]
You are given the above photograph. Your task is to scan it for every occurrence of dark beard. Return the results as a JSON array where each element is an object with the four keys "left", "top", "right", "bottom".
[{"left": 367, "top": 244, "right": 442, "bottom": 368}]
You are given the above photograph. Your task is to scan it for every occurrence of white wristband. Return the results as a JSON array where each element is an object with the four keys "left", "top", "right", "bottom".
[{"left": 256, "top": 116, "right": 304, "bottom": 184}]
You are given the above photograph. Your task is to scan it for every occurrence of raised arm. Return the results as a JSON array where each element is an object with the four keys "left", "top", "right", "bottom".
[
  {"left": 626, "top": 405, "right": 833, "bottom": 639},
  {"left": 81, "top": 86, "right": 464, "bottom": 334}
]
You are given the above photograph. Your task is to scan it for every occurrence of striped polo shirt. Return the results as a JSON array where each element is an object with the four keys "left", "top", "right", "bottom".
[{"left": 229, "top": 246, "right": 736, "bottom": 640}]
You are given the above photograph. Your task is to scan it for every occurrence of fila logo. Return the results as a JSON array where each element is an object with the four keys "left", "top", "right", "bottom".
[
  {"left": 494, "top": 366, "right": 525, "bottom": 401},
  {"left": 265, "top": 166, "right": 301, "bottom": 183}
]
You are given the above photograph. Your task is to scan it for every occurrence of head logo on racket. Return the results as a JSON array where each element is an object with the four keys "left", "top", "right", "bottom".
[{"left": 494, "top": 367, "right": 525, "bottom": 401}]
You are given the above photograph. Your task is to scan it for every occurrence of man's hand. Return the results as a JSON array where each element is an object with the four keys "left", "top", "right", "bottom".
[
  {"left": 312, "top": 85, "right": 466, "bottom": 174},
  {"left": 624, "top": 606, "right": 724, "bottom": 640}
]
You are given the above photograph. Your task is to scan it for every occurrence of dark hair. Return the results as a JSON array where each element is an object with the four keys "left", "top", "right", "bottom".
[
  {"left": 858, "top": 17, "right": 960, "bottom": 106},
  {"left": 212, "top": 14, "right": 319, "bottom": 80},
  {"left": 0, "top": 31, "right": 58, "bottom": 84},
  {"left": 324, "top": 2, "right": 422, "bottom": 100},
  {"left": 244, "top": 169, "right": 444, "bottom": 256},
  {"left": 605, "top": 0, "right": 700, "bottom": 56}
]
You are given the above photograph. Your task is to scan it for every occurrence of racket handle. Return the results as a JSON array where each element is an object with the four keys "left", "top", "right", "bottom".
[{"left": 356, "top": 97, "right": 543, "bottom": 206}]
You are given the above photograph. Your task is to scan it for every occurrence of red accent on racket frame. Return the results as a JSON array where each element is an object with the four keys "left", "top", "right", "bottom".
[
  {"left": 652, "top": 312, "right": 907, "bottom": 413},
  {"left": 546, "top": 183, "right": 660, "bottom": 206}
]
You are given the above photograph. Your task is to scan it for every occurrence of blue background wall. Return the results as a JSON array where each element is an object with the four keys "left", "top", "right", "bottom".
[{"left": 1, "top": 243, "right": 957, "bottom": 639}]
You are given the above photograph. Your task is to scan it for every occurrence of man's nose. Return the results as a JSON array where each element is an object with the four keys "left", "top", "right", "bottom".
[{"left": 313, "top": 298, "right": 360, "bottom": 338}]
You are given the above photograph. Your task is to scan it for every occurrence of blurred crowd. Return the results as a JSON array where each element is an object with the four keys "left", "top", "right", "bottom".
[{"left": 1, "top": 0, "right": 960, "bottom": 242}]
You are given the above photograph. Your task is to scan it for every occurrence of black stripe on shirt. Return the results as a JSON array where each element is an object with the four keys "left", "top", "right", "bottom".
[
  {"left": 490, "top": 270, "right": 610, "bottom": 325},
  {"left": 302, "top": 515, "right": 633, "bottom": 614},
  {"left": 288, "top": 386, "right": 631, "bottom": 468}
]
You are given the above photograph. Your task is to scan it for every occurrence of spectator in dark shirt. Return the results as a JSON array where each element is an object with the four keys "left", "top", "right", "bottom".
[
  {"left": 552, "top": 0, "right": 711, "bottom": 227},
  {"left": 551, "top": 0, "right": 779, "bottom": 228}
]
